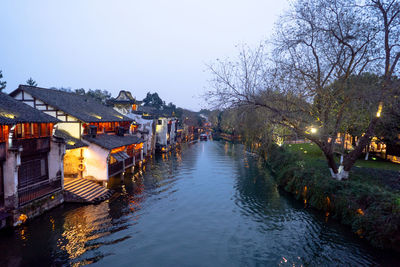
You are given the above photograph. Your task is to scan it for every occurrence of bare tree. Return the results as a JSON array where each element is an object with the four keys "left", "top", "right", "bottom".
[{"left": 208, "top": 0, "right": 400, "bottom": 180}]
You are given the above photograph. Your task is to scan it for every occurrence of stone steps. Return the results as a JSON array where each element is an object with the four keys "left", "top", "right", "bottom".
[{"left": 64, "top": 178, "right": 113, "bottom": 203}]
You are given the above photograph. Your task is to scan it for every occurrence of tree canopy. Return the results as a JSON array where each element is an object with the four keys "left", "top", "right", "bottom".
[
  {"left": 142, "top": 92, "right": 164, "bottom": 109},
  {"left": 208, "top": 0, "right": 400, "bottom": 180},
  {"left": 0, "top": 70, "right": 6, "bottom": 92},
  {"left": 26, "top": 77, "right": 37, "bottom": 86}
]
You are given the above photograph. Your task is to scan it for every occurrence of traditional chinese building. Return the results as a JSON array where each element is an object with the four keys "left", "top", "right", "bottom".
[
  {"left": 10, "top": 86, "right": 144, "bottom": 184},
  {"left": 108, "top": 91, "right": 156, "bottom": 156},
  {"left": 107, "top": 90, "right": 180, "bottom": 153},
  {"left": 155, "top": 116, "right": 178, "bottom": 152},
  {"left": 0, "top": 92, "right": 64, "bottom": 228},
  {"left": 134, "top": 106, "right": 178, "bottom": 153}
]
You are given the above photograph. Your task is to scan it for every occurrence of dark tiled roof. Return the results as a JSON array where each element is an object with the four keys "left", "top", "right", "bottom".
[
  {"left": 11, "top": 85, "right": 133, "bottom": 123},
  {"left": 138, "top": 129, "right": 149, "bottom": 134},
  {"left": 135, "top": 105, "right": 175, "bottom": 118},
  {"left": 111, "top": 151, "right": 130, "bottom": 162},
  {"left": 107, "top": 90, "right": 136, "bottom": 104},
  {"left": 0, "top": 92, "right": 59, "bottom": 124},
  {"left": 132, "top": 111, "right": 157, "bottom": 119},
  {"left": 54, "top": 129, "right": 88, "bottom": 150},
  {"left": 83, "top": 134, "right": 143, "bottom": 150}
]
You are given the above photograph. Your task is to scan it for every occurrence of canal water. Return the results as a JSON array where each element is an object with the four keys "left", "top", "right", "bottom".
[{"left": 0, "top": 141, "right": 398, "bottom": 266}]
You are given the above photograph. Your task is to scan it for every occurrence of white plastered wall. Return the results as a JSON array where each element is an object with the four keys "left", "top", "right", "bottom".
[
  {"left": 128, "top": 114, "right": 155, "bottom": 155},
  {"left": 155, "top": 118, "right": 168, "bottom": 146},
  {"left": 56, "top": 122, "right": 82, "bottom": 139},
  {"left": 3, "top": 149, "right": 19, "bottom": 209},
  {"left": 170, "top": 120, "right": 177, "bottom": 145},
  {"left": 83, "top": 142, "right": 109, "bottom": 181},
  {"left": 48, "top": 139, "right": 65, "bottom": 185}
]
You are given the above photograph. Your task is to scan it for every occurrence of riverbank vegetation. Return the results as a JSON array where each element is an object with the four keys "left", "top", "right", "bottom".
[{"left": 266, "top": 143, "right": 400, "bottom": 251}]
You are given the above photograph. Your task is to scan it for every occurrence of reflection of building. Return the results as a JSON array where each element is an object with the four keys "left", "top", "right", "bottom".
[
  {"left": 10, "top": 86, "right": 144, "bottom": 184},
  {"left": 0, "top": 93, "right": 65, "bottom": 229}
]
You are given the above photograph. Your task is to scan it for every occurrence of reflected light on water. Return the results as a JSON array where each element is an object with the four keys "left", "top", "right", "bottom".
[
  {"left": 58, "top": 203, "right": 112, "bottom": 261},
  {"left": 19, "top": 227, "right": 28, "bottom": 241},
  {"left": 50, "top": 217, "right": 55, "bottom": 231}
]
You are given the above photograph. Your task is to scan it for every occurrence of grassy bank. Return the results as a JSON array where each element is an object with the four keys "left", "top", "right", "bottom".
[{"left": 264, "top": 143, "right": 400, "bottom": 251}]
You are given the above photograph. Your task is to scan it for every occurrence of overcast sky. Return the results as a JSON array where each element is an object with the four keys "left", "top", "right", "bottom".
[{"left": 0, "top": 0, "right": 289, "bottom": 110}]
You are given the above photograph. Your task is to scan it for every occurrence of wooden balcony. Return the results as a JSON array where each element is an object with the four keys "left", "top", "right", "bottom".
[
  {"left": 108, "top": 161, "right": 124, "bottom": 177},
  {"left": 134, "top": 151, "right": 141, "bottom": 161},
  {"left": 18, "top": 178, "right": 62, "bottom": 206},
  {"left": 12, "top": 137, "right": 50, "bottom": 157},
  {"left": 124, "top": 157, "right": 134, "bottom": 168}
]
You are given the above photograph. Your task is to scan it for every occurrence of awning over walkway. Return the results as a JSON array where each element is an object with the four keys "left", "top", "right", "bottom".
[
  {"left": 83, "top": 134, "right": 144, "bottom": 150},
  {"left": 111, "top": 151, "right": 130, "bottom": 162}
]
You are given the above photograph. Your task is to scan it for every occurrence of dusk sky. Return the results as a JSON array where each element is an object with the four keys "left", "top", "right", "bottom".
[{"left": 1, "top": 0, "right": 289, "bottom": 110}]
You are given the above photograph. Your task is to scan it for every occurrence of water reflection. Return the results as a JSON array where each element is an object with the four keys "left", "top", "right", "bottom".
[
  {"left": 225, "top": 143, "right": 386, "bottom": 266},
  {"left": 0, "top": 141, "right": 398, "bottom": 266},
  {"left": 58, "top": 203, "right": 112, "bottom": 263}
]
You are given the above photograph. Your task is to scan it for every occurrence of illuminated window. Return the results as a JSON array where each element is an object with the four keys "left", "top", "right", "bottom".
[
  {"left": 104, "top": 122, "right": 115, "bottom": 132},
  {"left": 40, "top": 123, "right": 48, "bottom": 137},
  {"left": 0, "top": 125, "right": 9, "bottom": 142}
]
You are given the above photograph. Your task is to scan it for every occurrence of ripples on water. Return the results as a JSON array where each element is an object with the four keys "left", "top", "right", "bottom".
[{"left": 0, "top": 141, "right": 398, "bottom": 266}]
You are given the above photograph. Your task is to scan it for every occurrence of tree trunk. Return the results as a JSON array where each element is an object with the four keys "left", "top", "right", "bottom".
[
  {"left": 343, "top": 117, "right": 379, "bottom": 172},
  {"left": 324, "top": 153, "right": 338, "bottom": 177}
]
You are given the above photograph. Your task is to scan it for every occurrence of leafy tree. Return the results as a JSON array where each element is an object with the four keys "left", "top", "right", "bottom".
[
  {"left": 142, "top": 92, "right": 164, "bottom": 109},
  {"left": 51, "top": 86, "right": 72, "bottom": 92},
  {"left": 0, "top": 70, "right": 6, "bottom": 92},
  {"left": 166, "top": 102, "right": 176, "bottom": 110},
  {"left": 86, "top": 89, "right": 112, "bottom": 104},
  {"left": 74, "top": 88, "right": 86, "bottom": 95},
  {"left": 26, "top": 77, "right": 37, "bottom": 86},
  {"left": 375, "top": 80, "right": 400, "bottom": 143},
  {"left": 51, "top": 87, "right": 111, "bottom": 104},
  {"left": 199, "top": 109, "right": 211, "bottom": 115}
]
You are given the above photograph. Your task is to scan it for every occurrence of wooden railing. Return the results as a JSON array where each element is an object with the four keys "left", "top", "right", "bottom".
[
  {"left": 134, "top": 151, "right": 141, "bottom": 161},
  {"left": 18, "top": 178, "right": 62, "bottom": 206},
  {"left": 124, "top": 157, "right": 134, "bottom": 167},
  {"left": 108, "top": 161, "right": 124, "bottom": 177},
  {"left": 12, "top": 137, "right": 50, "bottom": 156}
]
